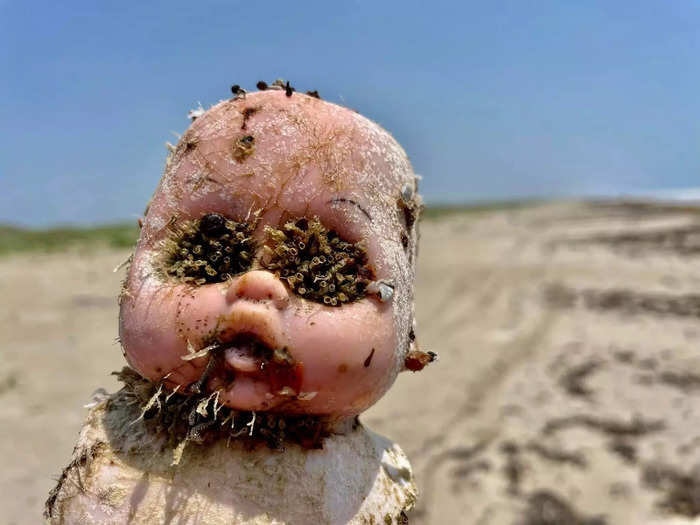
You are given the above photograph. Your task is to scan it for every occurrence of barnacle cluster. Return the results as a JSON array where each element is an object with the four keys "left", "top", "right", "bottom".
[
  {"left": 161, "top": 213, "right": 256, "bottom": 285},
  {"left": 112, "top": 367, "right": 326, "bottom": 452},
  {"left": 262, "top": 217, "right": 372, "bottom": 306}
]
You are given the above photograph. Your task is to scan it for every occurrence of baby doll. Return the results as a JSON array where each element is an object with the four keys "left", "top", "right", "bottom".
[{"left": 46, "top": 82, "right": 433, "bottom": 524}]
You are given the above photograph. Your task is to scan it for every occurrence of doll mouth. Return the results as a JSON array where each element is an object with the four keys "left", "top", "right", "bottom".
[
  {"left": 220, "top": 333, "right": 292, "bottom": 373},
  {"left": 209, "top": 333, "right": 303, "bottom": 397}
]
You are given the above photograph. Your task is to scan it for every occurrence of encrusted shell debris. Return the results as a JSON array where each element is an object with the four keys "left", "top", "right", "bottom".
[
  {"left": 188, "top": 103, "right": 206, "bottom": 121},
  {"left": 400, "top": 183, "right": 414, "bottom": 202},
  {"left": 367, "top": 280, "right": 395, "bottom": 303}
]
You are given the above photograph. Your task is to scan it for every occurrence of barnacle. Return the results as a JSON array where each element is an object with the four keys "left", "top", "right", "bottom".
[
  {"left": 232, "top": 135, "right": 255, "bottom": 162},
  {"left": 161, "top": 213, "right": 256, "bottom": 285},
  {"left": 262, "top": 217, "right": 372, "bottom": 306},
  {"left": 112, "top": 367, "right": 327, "bottom": 453}
]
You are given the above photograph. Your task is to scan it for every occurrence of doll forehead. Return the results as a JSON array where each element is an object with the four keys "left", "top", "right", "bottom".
[
  {"left": 157, "top": 94, "right": 415, "bottom": 231},
  {"left": 171, "top": 139, "right": 405, "bottom": 194},
  {"left": 175, "top": 96, "right": 412, "bottom": 192},
  {"left": 165, "top": 153, "right": 403, "bottom": 225}
]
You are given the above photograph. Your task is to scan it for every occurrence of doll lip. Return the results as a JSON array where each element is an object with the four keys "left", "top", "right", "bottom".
[
  {"left": 187, "top": 305, "right": 303, "bottom": 401},
  {"left": 214, "top": 305, "right": 283, "bottom": 347}
]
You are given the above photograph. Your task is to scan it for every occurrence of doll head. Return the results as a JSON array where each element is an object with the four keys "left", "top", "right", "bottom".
[{"left": 119, "top": 87, "right": 422, "bottom": 416}]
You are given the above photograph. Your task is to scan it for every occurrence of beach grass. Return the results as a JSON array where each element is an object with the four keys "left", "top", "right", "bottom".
[
  {"left": 421, "top": 200, "right": 539, "bottom": 219},
  {"left": 0, "top": 223, "right": 140, "bottom": 256}
]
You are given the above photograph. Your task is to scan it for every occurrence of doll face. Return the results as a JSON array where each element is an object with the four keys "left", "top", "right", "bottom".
[{"left": 119, "top": 91, "right": 419, "bottom": 416}]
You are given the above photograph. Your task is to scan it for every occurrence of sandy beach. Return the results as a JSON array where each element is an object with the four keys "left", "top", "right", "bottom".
[{"left": 3, "top": 201, "right": 700, "bottom": 524}]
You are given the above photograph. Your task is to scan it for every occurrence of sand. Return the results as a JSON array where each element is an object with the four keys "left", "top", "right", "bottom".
[{"left": 2, "top": 201, "right": 700, "bottom": 524}]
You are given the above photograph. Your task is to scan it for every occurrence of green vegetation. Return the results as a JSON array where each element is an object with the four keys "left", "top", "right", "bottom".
[
  {"left": 421, "top": 199, "right": 540, "bottom": 219},
  {"left": 0, "top": 223, "right": 139, "bottom": 256}
]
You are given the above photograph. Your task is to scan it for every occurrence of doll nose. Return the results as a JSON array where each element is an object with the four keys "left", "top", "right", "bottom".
[{"left": 226, "top": 270, "right": 290, "bottom": 308}]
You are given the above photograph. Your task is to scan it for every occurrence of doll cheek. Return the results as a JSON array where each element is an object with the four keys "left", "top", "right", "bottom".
[
  {"left": 120, "top": 282, "right": 213, "bottom": 382},
  {"left": 282, "top": 306, "right": 398, "bottom": 413}
]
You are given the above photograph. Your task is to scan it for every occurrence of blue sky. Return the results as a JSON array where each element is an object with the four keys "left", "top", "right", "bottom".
[{"left": 1, "top": 1, "right": 699, "bottom": 226}]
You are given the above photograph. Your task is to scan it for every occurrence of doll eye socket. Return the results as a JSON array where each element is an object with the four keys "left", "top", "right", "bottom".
[
  {"left": 161, "top": 213, "right": 256, "bottom": 285},
  {"left": 261, "top": 217, "right": 373, "bottom": 306}
]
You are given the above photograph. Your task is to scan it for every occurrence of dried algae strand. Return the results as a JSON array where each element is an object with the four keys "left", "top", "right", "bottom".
[
  {"left": 112, "top": 367, "right": 327, "bottom": 456},
  {"left": 261, "top": 216, "right": 373, "bottom": 306},
  {"left": 160, "top": 212, "right": 257, "bottom": 285}
]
